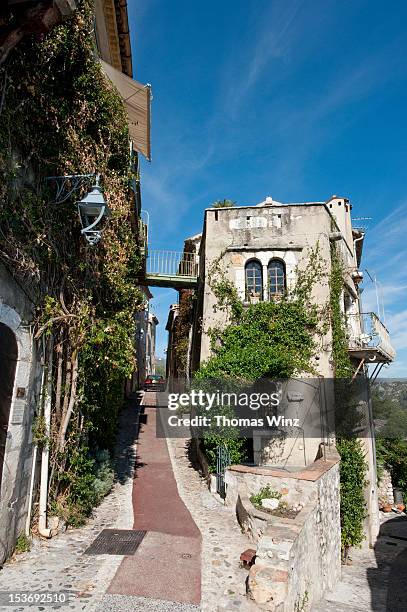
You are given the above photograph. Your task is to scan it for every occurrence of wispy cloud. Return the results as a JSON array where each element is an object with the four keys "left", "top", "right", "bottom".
[
  {"left": 363, "top": 201, "right": 407, "bottom": 375},
  {"left": 220, "top": 0, "right": 305, "bottom": 117}
]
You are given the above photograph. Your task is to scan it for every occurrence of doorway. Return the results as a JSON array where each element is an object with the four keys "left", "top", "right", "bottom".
[{"left": 0, "top": 322, "right": 18, "bottom": 491}]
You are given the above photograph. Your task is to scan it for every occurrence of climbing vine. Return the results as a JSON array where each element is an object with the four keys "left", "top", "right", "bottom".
[
  {"left": 329, "top": 246, "right": 353, "bottom": 377},
  {"left": 329, "top": 245, "right": 367, "bottom": 557},
  {"left": 172, "top": 290, "right": 194, "bottom": 379},
  {"left": 0, "top": 1, "right": 144, "bottom": 525},
  {"left": 195, "top": 246, "right": 325, "bottom": 470}
]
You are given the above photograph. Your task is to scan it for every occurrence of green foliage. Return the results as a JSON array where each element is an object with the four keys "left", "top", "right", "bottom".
[
  {"left": 79, "top": 311, "right": 137, "bottom": 449},
  {"left": 200, "top": 436, "right": 246, "bottom": 474},
  {"left": 329, "top": 245, "right": 367, "bottom": 555},
  {"left": 295, "top": 590, "right": 309, "bottom": 612},
  {"left": 32, "top": 415, "right": 49, "bottom": 448},
  {"left": 211, "top": 199, "right": 236, "bottom": 208},
  {"left": 0, "top": 0, "right": 143, "bottom": 524},
  {"left": 154, "top": 359, "right": 166, "bottom": 377},
  {"left": 198, "top": 299, "right": 317, "bottom": 380},
  {"left": 376, "top": 437, "right": 407, "bottom": 503},
  {"left": 374, "top": 383, "right": 407, "bottom": 503},
  {"left": 336, "top": 439, "right": 367, "bottom": 556},
  {"left": 250, "top": 485, "right": 282, "bottom": 508},
  {"left": 14, "top": 533, "right": 31, "bottom": 554},
  {"left": 56, "top": 445, "right": 114, "bottom": 527},
  {"left": 329, "top": 247, "right": 353, "bottom": 377},
  {"left": 171, "top": 290, "right": 193, "bottom": 377},
  {"left": 196, "top": 247, "right": 323, "bottom": 467}
]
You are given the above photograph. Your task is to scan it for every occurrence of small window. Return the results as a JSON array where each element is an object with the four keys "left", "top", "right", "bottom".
[
  {"left": 245, "top": 260, "right": 263, "bottom": 301},
  {"left": 268, "top": 259, "right": 285, "bottom": 298}
]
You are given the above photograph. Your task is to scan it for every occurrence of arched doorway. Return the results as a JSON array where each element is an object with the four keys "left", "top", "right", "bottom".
[{"left": 0, "top": 323, "right": 18, "bottom": 491}]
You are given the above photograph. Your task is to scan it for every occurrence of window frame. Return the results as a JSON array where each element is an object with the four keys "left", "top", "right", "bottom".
[
  {"left": 245, "top": 259, "right": 263, "bottom": 301},
  {"left": 267, "top": 258, "right": 286, "bottom": 298}
]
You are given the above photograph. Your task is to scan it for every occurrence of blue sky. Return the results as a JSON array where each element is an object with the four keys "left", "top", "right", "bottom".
[{"left": 128, "top": 0, "right": 407, "bottom": 375}]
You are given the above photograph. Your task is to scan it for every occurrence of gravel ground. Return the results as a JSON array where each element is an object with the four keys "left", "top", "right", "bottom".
[
  {"left": 0, "top": 402, "right": 139, "bottom": 612},
  {"left": 97, "top": 594, "right": 199, "bottom": 611},
  {"left": 0, "top": 393, "right": 260, "bottom": 611}
]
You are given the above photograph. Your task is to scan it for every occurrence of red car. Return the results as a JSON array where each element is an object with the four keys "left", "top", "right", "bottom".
[{"left": 144, "top": 374, "right": 166, "bottom": 392}]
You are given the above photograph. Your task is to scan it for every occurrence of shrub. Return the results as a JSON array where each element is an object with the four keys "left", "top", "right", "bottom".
[
  {"left": 250, "top": 485, "right": 282, "bottom": 508},
  {"left": 14, "top": 533, "right": 31, "bottom": 554},
  {"left": 336, "top": 438, "right": 367, "bottom": 558}
]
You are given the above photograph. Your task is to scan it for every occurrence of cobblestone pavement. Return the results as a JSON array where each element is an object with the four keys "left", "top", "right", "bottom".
[
  {"left": 313, "top": 513, "right": 407, "bottom": 611},
  {"left": 0, "top": 394, "right": 259, "bottom": 611},
  {"left": 166, "top": 435, "right": 257, "bottom": 612},
  {"left": 0, "top": 401, "right": 138, "bottom": 612}
]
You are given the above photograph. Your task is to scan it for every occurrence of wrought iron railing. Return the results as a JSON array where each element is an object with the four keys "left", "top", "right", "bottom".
[
  {"left": 146, "top": 250, "right": 198, "bottom": 278},
  {"left": 216, "top": 445, "right": 231, "bottom": 499},
  {"left": 347, "top": 312, "right": 395, "bottom": 360}
]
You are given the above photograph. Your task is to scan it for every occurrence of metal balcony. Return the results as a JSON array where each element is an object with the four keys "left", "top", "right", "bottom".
[
  {"left": 347, "top": 312, "right": 396, "bottom": 363},
  {"left": 143, "top": 250, "right": 199, "bottom": 288}
]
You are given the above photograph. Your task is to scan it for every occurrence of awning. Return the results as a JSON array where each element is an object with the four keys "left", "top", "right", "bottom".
[{"left": 101, "top": 60, "right": 151, "bottom": 161}]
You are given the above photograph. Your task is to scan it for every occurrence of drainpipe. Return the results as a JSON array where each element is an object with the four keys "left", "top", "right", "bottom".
[
  {"left": 38, "top": 335, "right": 54, "bottom": 539},
  {"left": 26, "top": 337, "right": 47, "bottom": 536},
  {"left": 25, "top": 351, "right": 46, "bottom": 536},
  {"left": 353, "top": 233, "right": 365, "bottom": 267}
]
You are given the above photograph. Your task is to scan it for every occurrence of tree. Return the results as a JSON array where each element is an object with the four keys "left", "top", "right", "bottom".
[{"left": 211, "top": 199, "right": 236, "bottom": 208}]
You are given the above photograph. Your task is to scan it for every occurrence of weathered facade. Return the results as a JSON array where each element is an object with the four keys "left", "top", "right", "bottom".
[
  {"left": 0, "top": 265, "right": 43, "bottom": 562},
  {"left": 134, "top": 309, "right": 158, "bottom": 389},
  {"left": 0, "top": 0, "right": 144, "bottom": 562},
  {"left": 166, "top": 195, "right": 395, "bottom": 569},
  {"left": 225, "top": 448, "right": 341, "bottom": 610}
]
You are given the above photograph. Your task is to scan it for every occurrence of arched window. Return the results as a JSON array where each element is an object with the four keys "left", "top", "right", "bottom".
[
  {"left": 245, "top": 260, "right": 263, "bottom": 301},
  {"left": 268, "top": 259, "right": 285, "bottom": 298}
]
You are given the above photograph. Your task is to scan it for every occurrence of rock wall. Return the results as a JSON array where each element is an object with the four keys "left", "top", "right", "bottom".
[
  {"left": 378, "top": 468, "right": 394, "bottom": 507},
  {"left": 225, "top": 449, "right": 341, "bottom": 610}
]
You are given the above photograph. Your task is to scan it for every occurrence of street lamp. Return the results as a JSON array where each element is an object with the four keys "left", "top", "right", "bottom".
[{"left": 77, "top": 176, "right": 110, "bottom": 246}]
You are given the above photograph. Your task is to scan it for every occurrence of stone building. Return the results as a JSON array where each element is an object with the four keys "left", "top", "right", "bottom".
[
  {"left": 134, "top": 308, "right": 159, "bottom": 389},
  {"left": 0, "top": 1, "right": 77, "bottom": 66},
  {"left": 0, "top": 0, "right": 146, "bottom": 562},
  {"left": 0, "top": 267, "right": 43, "bottom": 563},
  {"left": 167, "top": 195, "right": 395, "bottom": 544},
  {"left": 164, "top": 195, "right": 395, "bottom": 607}
]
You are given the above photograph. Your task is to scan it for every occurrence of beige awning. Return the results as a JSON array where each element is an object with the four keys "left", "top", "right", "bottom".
[{"left": 101, "top": 60, "right": 151, "bottom": 161}]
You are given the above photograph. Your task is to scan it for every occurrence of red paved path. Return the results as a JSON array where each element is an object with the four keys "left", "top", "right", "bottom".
[{"left": 107, "top": 393, "right": 201, "bottom": 605}]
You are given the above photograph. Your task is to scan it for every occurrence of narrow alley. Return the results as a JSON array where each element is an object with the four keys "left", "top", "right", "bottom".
[{"left": 0, "top": 392, "right": 254, "bottom": 611}]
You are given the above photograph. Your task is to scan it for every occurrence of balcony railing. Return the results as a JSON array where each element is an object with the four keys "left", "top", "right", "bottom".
[
  {"left": 347, "top": 312, "right": 396, "bottom": 362},
  {"left": 146, "top": 250, "right": 198, "bottom": 279}
]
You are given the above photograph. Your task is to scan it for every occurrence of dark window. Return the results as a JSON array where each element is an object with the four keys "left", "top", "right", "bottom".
[
  {"left": 245, "top": 260, "right": 263, "bottom": 300},
  {"left": 268, "top": 259, "right": 285, "bottom": 297}
]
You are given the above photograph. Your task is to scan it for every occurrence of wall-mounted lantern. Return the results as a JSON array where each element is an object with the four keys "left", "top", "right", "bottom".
[{"left": 76, "top": 176, "right": 110, "bottom": 246}]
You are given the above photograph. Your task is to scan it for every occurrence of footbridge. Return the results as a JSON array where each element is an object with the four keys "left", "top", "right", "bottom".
[{"left": 141, "top": 249, "right": 199, "bottom": 289}]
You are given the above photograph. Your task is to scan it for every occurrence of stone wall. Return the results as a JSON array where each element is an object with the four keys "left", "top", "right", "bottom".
[
  {"left": 0, "top": 264, "right": 42, "bottom": 563},
  {"left": 224, "top": 448, "right": 341, "bottom": 610},
  {"left": 378, "top": 468, "right": 394, "bottom": 507}
]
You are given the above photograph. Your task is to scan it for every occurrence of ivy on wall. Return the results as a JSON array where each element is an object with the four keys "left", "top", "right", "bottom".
[
  {"left": 0, "top": 0, "right": 144, "bottom": 525},
  {"left": 194, "top": 247, "right": 324, "bottom": 471},
  {"left": 172, "top": 290, "right": 194, "bottom": 379},
  {"left": 329, "top": 245, "right": 368, "bottom": 557}
]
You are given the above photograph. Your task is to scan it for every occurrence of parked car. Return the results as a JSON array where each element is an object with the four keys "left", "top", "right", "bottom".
[{"left": 144, "top": 374, "right": 166, "bottom": 392}]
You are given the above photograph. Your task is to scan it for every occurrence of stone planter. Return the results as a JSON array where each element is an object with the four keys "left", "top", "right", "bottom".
[{"left": 224, "top": 449, "right": 341, "bottom": 611}]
